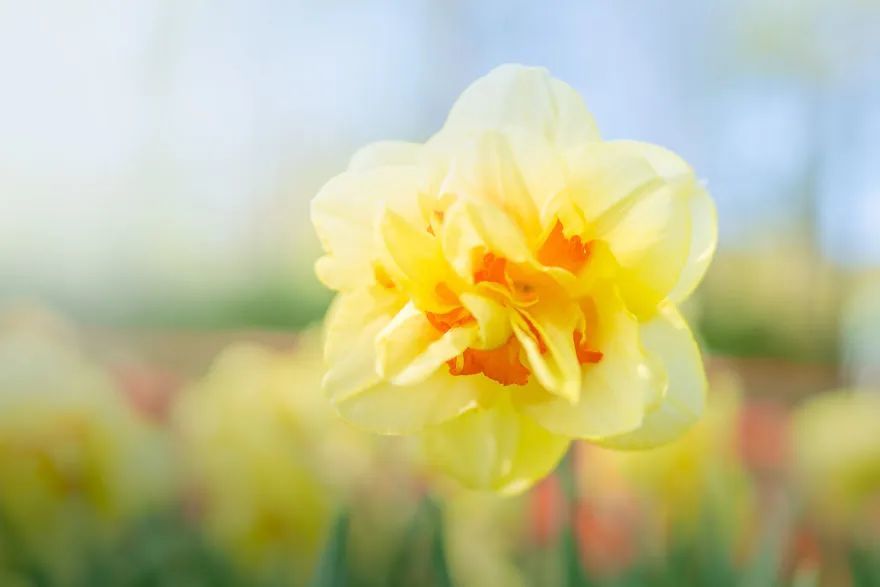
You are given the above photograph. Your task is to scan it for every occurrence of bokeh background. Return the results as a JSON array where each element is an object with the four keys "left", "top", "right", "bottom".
[{"left": 1, "top": 1, "right": 879, "bottom": 586}]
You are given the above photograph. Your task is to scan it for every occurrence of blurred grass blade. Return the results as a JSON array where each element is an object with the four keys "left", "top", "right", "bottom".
[
  {"left": 389, "top": 497, "right": 454, "bottom": 587},
  {"left": 741, "top": 496, "right": 790, "bottom": 587},
  {"left": 311, "top": 511, "right": 350, "bottom": 587},
  {"left": 427, "top": 499, "right": 453, "bottom": 587},
  {"left": 558, "top": 451, "right": 588, "bottom": 587},
  {"left": 849, "top": 546, "right": 880, "bottom": 587}
]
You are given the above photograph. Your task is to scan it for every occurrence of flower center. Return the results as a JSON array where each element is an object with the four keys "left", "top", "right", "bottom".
[
  {"left": 537, "top": 221, "right": 593, "bottom": 273},
  {"left": 427, "top": 221, "right": 603, "bottom": 387},
  {"left": 447, "top": 336, "right": 531, "bottom": 386}
]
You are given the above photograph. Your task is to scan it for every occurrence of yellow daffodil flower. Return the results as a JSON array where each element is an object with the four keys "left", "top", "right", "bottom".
[
  {"left": 581, "top": 374, "right": 753, "bottom": 534},
  {"left": 311, "top": 64, "right": 717, "bottom": 493},
  {"left": 174, "top": 334, "right": 377, "bottom": 580},
  {"left": 0, "top": 313, "right": 172, "bottom": 582},
  {"left": 792, "top": 389, "right": 880, "bottom": 525}
]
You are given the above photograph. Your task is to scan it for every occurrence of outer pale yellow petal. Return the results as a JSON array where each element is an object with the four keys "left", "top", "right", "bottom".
[
  {"left": 437, "top": 132, "right": 540, "bottom": 235},
  {"left": 594, "top": 179, "right": 692, "bottom": 318},
  {"left": 568, "top": 140, "right": 708, "bottom": 316},
  {"left": 667, "top": 187, "right": 717, "bottom": 302},
  {"left": 521, "top": 287, "right": 661, "bottom": 439},
  {"left": 322, "top": 287, "right": 404, "bottom": 403},
  {"left": 511, "top": 299, "right": 582, "bottom": 403},
  {"left": 422, "top": 396, "right": 570, "bottom": 494},
  {"left": 593, "top": 303, "right": 706, "bottom": 449},
  {"left": 376, "top": 303, "right": 477, "bottom": 385},
  {"left": 567, "top": 141, "right": 662, "bottom": 222},
  {"left": 441, "top": 64, "right": 600, "bottom": 151},
  {"left": 334, "top": 371, "right": 481, "bottom": 435},
  {"left": 609, "top": 141, "right": 717, "bottom": 303},
  {"left": 312, "top": 166, "right": 425, "bottom": 291}
]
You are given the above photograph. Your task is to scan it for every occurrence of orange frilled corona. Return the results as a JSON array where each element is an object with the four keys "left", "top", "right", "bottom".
[{"left": 420, "top": 223, "right": 604, "bottom": 388}]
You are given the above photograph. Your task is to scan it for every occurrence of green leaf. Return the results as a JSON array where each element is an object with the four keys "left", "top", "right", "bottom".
[
  {"left": 740, "top": 499, "right": 789, "bottom": 587},
  {"left": 426, "top": 499, "right": 453, "bottom": 587},
  {"left": 558, "top": 451, "right": 589, "bottom": 587},
  {"left": 389, "top": 497, "right": 454, "bottom": 587},
  {"left": 311, "top": 511, "right": 351, "bottom": 587},
  {"left": 849, "top": 546, "right": 880, "bottom": 587}
]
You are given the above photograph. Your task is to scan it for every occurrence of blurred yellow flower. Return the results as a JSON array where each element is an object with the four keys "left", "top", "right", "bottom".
[
  {"left": 173, "top": 334, "right": 375, "bottom": 580},
  {"left": 792, "top": 389, "right": 880, "bottom": 524},
  {"left": 0, "top": 313, "right": 172, "bottom": 581},
  {"left": 573, "top": 373, "right": 754, "bottom": 569},
  {"left": 585, "top": 374, "right": 752, "bottom": 525},
  {"left": 312, "top": 64, "right": 716, "bottom": 492}
]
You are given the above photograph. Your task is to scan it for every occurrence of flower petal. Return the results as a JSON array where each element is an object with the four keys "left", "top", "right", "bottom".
[
  {"left": 567, "top": 141, "right": 662, "bottom": 222},
  {"left": 521, "top": 287, "right": 661, "bottom": 439},
  {"left": 312, "top": 166, "right": 425, "bottom": 290},
  {"left": 422, "top": 396, "right": 570, "bottom": 494},
  {"left": 607, "top": 141, "right": 717, "bottom": 303},
  {"left": 511, "top": 299, "right": 582, "bottom": 403},
  {"left": 334, "top": 371, "right": 481, "bottom": 435},
  {"left": 441, "top": 64, "right": 600, "bottom": 152},
  {"left": 459, "top": 292, "right": 513, "bottom": 350},
  {"left": 594, "top": 178, "right": 692, "bottom": 318},
  {"left": 594, "top": 303, "right": 707, "bottom": 449},
  {"left": 322, "top": 287, "right": 405, "bottom": 403},
  {"left": 376, "top": 303, "right": 477, "bottom": 386},
  {"left": 440, "top": 199, "right": 532, "bottom": 281},
  {"left": 378, "top": 209, "right": 456, "bottom": 312},
  {"left": 437, "top": 131, "right": 540, "bottom": 236},
  {"left": 668, "top": 187, "right": 717, "bottom": 302}
]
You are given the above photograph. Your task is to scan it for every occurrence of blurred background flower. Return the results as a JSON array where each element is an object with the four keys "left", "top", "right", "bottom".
[{"left": 0, "top": 307, "right": 173, "bottom": 585}]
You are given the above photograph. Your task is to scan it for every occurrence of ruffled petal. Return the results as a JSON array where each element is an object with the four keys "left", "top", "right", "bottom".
[
  {"left": 377, "top": 209, "right": 457, "bottom": 312},
  {"left": 422, "top": 395, "right": 570, "bottom": 494},
  {"left": 334, "top": 370, "right": 481, "bottom": 435},
  {"left": 440, "top": 199, "right": 532, "bottom": 281},
  {"left": 567, "top": 141, "right": 662, "bottom": 222},
  {"left": 322, "top": 287, "right": 405, "bottom": 403},
  {"left": 375, "top": 303, "right": 477, "bottom": 386},
  {"left": 594, "top": 303, "right": 707, "bottom": 449},
  {"left": 459, "top": 292, "right": 513, "bottom": 350},
  {"left": 668, "top": 187, "right": 717, "bottom": 302},
  {"left": 593, "top": 178, "right": 692, "bottom": 318},
  {"left": 311, "top": 166, "right": 425, "bottom": 290},
  {"left": 521, "top": 286, "right": 662, "bottom": 438},
  {"left": 441, "top": 64, "right": 600, "bottom": 152},
  {"left": 606, "top": 141, "right": 717, "bottom": 303},
  {"left": 437, "top": 131, "right": 540, "bottom": 236},
  {"left": 511, "top": 299, "right": 582, "bottom": 403}
]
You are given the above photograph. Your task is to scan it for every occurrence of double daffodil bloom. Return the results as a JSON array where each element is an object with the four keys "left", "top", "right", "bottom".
[{"left": 312, "top": 64, "right": 716, "bottom": 493}]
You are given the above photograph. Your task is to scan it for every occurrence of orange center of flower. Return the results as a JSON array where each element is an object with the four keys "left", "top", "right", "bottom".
[
  {"left": 447, "top": 336, "right": 531, "bottom": 386},
  {"left": 425, "top": 221, "right": 603, "bottom": 387},
  {"left": 425, "top": 306, "right": 475, "bottom": 332},
  {"left": 537, "top": 221, "right": 594, "bottom": 273}
]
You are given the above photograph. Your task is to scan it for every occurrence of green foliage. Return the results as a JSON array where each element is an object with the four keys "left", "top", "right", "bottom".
[{"left": 310, "top": 512, "right": 350, "bottom": 587}]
